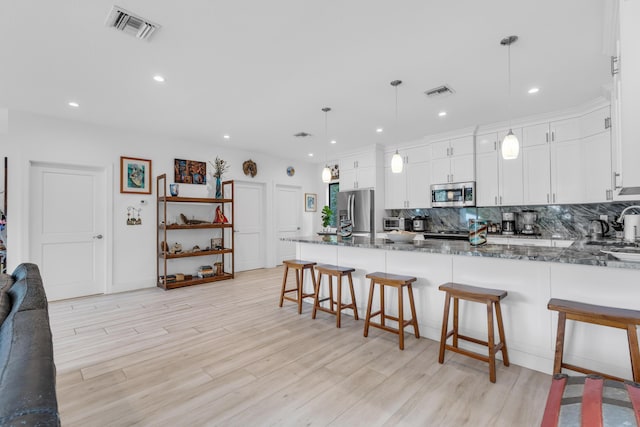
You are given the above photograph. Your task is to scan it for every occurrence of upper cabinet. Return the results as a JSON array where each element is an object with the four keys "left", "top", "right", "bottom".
[
  {"left": 339, "top": 150, "right": 376, "bottom": 190},
  {"left": 613, "top": 0, "right": 640, "bottom": 197},
  {"left": 430, "top": 135, "right": 474, "bottom": 184},
  {"left": 475, "top": 129, "right": 524, "bottom": 207},
  {"left": 522, "top": 118, "right": 580, "bottom": 147},
  {"left": 522, "top": 105, "right": 613, "bottom": 205},
  {"left": 384, "top": 145, "right": 430, "bottom": 209}
]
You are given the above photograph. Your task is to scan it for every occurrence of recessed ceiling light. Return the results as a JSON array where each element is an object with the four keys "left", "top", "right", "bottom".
[
  {"left": 330, "top": 140, "right": 337, "bottom": 144},
  {"left": 153, "top": 75, "right": 165, "bottom": 83},
  {"left": 308, "top": 153, "right": 314, "bottom": 157},
  {"left": 223, "top": 134, "right": 230, "bottom": 139},
  {"left": 68, "top": 101, "right": 80, "bottom": 108},
  {"left": 438, "top": 111, "right": 447, "bottom": 117},
  {"left": 528, "top": 87, "right": 539, "bottom": 94},
  {"left": 376, "top": 128, "right": 384, "bottom": 133}
]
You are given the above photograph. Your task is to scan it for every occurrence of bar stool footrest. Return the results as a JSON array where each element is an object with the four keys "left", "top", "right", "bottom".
[
  {"left": 444, "top": 344, "right": 491, "bottom": 364},
  {"left": 368, "top": 321, "right": 403, "bottom": 336},
  {"left": 560, "top": 363, "right": 628, "bottom": 383}
]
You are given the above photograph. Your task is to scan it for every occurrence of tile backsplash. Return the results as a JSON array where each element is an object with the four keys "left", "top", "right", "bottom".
[{"left": 390, "top": 202, "right": 640, "bottom": 237}]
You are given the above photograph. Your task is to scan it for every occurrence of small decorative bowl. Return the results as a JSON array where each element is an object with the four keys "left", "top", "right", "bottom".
[{"left": 385, "top": 232, "right": 417, "bottom": 243}]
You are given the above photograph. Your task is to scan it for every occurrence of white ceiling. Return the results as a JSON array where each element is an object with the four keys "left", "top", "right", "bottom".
[{"left": 0, "top": 0, "right": 612, "bottom": 162}]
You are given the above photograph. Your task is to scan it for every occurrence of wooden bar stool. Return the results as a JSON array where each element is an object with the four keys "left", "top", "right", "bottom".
[
  {"left": 438, "top": 282, "right": 509, "bottom": 383},
  {"left": 312, "top": 264, "right": 359, "bottom": 328},
  {"left": 363, "top": 272, "right": 420, "bottom": 350},
  {"left": 548, "top": 298, "right": 640, "bottom": 382},
  {"left": 279, "top": 259, "right": 317, "bottom": 314}
]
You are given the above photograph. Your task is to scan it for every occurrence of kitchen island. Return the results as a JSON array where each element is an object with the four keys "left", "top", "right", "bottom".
[{"left": 285, "top": 235, "right": 640, "bottom": 379}]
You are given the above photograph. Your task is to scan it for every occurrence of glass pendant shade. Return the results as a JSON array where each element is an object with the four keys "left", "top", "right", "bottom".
[
  {"left": 501, "top": 130, "right": 520, "bottom": 160},
  {"left": 321, "top": 166, "right": 331, "bottom": 183},
  {"left": 391, "top": 151, "right": 403, "bottom": 173}
]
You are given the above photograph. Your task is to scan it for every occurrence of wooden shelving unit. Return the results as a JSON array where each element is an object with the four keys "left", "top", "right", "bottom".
[{"left": 156, "top": 174, "right": 234, "bottom": 290}]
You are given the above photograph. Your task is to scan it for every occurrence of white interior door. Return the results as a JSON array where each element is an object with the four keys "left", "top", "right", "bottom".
[
  {"left": 29, "top": 163, "right": 106, "bottom": 301},
  {"left": 234, "top": 181, "right": 265, "bottom": 272},
  {"left": 276, "top": 185, "right": 301, "bottom": 264}
]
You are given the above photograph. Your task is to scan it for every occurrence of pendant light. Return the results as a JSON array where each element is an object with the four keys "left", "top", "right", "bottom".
[
  {"left": 501, "top": 35, "right": 519, "bottom": 160},
  {"left": 321, "top": 107, "right": 332, "bottom": 183},
  {"left": 390, "top": 80, "right": 403, "bottom": 173}
]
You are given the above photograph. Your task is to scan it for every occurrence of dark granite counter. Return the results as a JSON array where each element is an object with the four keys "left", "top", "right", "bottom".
[{"left": 286, "top": 235, "right": 640, "bottom": 270}]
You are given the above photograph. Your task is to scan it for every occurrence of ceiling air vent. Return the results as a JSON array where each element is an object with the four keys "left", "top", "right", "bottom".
[
  {"left": 294, "top": 132, "right": 312, "bottom": 138},
  {"left": 424, "top": 85, "right": 455, "bottom": 98},
  {"left": 105, "top": 6, "right": 160, "bottom": 41}
]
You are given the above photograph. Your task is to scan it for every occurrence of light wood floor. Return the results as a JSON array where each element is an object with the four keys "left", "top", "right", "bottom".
[{"left": 49, "top": 266, "right": 550, "bottom": 426}]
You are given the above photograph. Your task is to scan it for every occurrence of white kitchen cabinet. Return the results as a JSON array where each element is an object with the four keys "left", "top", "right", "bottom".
[
  {"left": 523, "top": 116, "right": 584, "bottom": 205},
  {"left": 583, "top": 131, "right": 614, "bottom": 202},
  {"left": 523, "top": 118, "right": 579, "bottom": 147},
  {"left": 580, "top": 105, "right": 611, "bottom": 139},
  {"left": 475, "top": 142, "right": 499, "bottom": 206},
  {"left": 551, "top": 139, "right": 583, "bottom": 204},
  {"left": 340, "top": 151, "right": 375, "bottom": 170},
  {"left": 523, "top": 144, "right": 551, "bottom": 204},
  {"left": 499, "top": 129, "right": 525, "bottom": 206},
  {"left": 430, "top": 135, "right": 474, "bottom": 184},
  {"left": 339, "top": 150, "right": 376, "bottom": 190},
  {"left": 406, "top": 161, "right": 430, "bottom": 208},
  {"left": 615, "top": 0, "right": 640, "bottom": 196},
  {"left": 475, "top": 129, "right": 523, "bottom": 207},
  {"left": 524, "top": 110, "right": 613, "bottom": 205},
  {"left": 524, "top": 140, "right": 581, "bottom": 205},
  {"left": 384, "top": 145, "right": 430, "bottom": 209},
  {"left": 384, "top": 166, "right": 405, "bottom": 209}
]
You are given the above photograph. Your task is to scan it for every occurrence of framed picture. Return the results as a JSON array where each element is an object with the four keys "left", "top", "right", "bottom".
[
  {"left": 174, "top": 159, "right": 207, "bottom": 185},
  {"left": 120, "top": 156, "right": 152, "bottom": 194},
  {"left": 330, "top": 164, "right": 339, "bottom": 180},
  {"left": 305, "top": 193, "right": 317, "bottom": 212}
]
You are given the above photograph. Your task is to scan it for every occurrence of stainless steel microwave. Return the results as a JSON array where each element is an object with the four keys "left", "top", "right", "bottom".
[
  {"left": 431, "top": 181, "right": 476, "bottom": 208},
  {"left": 383, "top": 217, "right": 411, "bottom": 231}
]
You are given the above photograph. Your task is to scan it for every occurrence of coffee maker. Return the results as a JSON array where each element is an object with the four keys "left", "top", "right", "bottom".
[
  {"left": 520, "top": 210, "right": 538, "bottom": 235},
  {"left": 501, "top": 212, "right": 516, "bottom": 235}
]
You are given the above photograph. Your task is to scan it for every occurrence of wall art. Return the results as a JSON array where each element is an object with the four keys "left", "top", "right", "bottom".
[
  {"left": 305, "top": 193, "right": 317, "bottom": 212},
  {"left": 174, "top": 159, "right": 207, "bottom": 185},
  {"left": 120, "top": 156, "right": 152, "bottom": 194}
]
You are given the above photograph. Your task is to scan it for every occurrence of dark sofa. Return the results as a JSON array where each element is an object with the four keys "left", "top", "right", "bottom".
[{"left": 0, "top": 263, "right": 60, "bottom": 426}]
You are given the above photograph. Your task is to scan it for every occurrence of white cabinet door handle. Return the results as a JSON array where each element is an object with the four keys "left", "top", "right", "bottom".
[{"left": 614, "top": 172, "right": 622, "bottom": 189}]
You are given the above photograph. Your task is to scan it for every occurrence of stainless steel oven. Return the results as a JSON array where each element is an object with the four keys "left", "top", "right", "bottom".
[{"left": 431, "top": 181, "right": 476, "bottom": 208}]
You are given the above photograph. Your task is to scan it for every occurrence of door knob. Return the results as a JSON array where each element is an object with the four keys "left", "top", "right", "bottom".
[{"left": 93, "top": 234, "right": 103, "bottom": 239}]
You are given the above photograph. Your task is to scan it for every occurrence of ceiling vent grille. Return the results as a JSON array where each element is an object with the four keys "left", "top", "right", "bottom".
[
  {"left": 424, "top": 85, "right": 455, "bottom": 98},
  {"left": 105, "top": 6, "right": 159, "bottom": 41}
]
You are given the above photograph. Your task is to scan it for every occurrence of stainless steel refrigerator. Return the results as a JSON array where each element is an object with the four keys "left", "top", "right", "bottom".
[{"left": 337, "top": 189, "right": 375, "bottom": 235}]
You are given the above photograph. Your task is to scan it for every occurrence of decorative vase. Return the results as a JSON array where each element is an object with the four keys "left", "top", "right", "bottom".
[
  {"left": 169, "top": 183, "right": 179, "bottom": 196},
  {"left": 468, "top": 219, "right": 488, "bottom": 246},
  {"left": 339, "top": 218, "right": 353, "bottom": 239},
  {"left": 215, "top": 177, "right": 222, "bottom": 199}
]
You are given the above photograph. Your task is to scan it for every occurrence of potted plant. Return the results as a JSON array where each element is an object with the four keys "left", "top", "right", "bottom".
[{"left": 321, "top": 205, "right": 333, "bottom": 232}]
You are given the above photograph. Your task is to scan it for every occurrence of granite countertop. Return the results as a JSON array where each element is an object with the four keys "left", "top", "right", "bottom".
[{"left": 286, "top": 235, "right": 640, "bottom": 270}]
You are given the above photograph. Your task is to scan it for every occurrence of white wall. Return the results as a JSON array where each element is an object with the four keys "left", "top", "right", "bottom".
[{"left": 7, "top": 110, "right": 324, "bottom": 293}]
